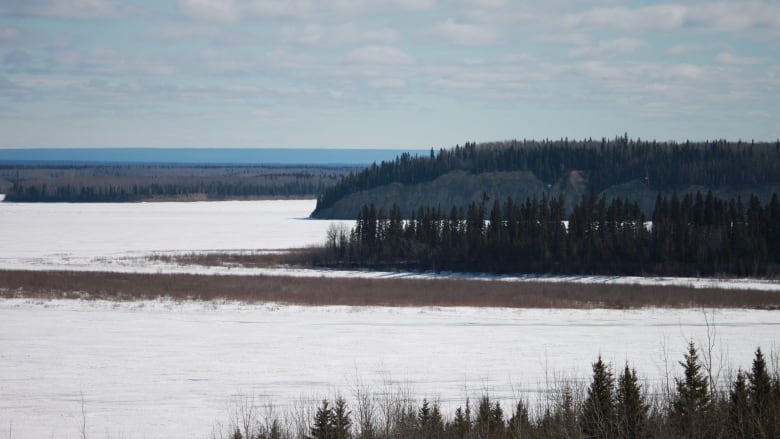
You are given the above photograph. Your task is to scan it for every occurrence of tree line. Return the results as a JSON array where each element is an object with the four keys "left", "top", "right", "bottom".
[
  {"left": 322, "top": 191, "right": 780, "bottom": 277},
  {"left": 6, "top": 178, "right": 330, "bottom": 202},
  {"left": 220, "top": 345, "right": 780, "bottom": 439},
  {"left": 314, "top": 137, "right": 780, "bottom": 215}
]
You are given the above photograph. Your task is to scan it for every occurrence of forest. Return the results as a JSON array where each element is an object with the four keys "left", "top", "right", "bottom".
[
  {"left": 215, "top": 345, "right": 780, "bottom": 439},
  {"left": 313, "top": 136, "right": 780, "bottom": 218},
  {"left": 320, "top": 191, "right": 780, "bottom": 277},
  {"left": 0, "top": 165, "right": 354, "bottom": 202}
]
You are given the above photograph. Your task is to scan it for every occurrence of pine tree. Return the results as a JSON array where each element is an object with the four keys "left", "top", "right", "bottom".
[
  {"left": 475, "top": 396, "right": 504, "bottom": 438},
  {"left": 332, "top": 397, "right": 352, "bottom": 439},
  {"left": 507, "top": 400, "right": 532, "bottom": 438},
  {"left": 581, "top": 356, "right": 616, "bottom": 438},
  {"left": 728, "top": 370, "right": 750, "bottom": 438},
  {"left": 311, "top": 399, "right": 335, "bottom": 439},
  {"left": 748, "top": 348, "right": 776, "bottom": 438},
  {"left": 450, "top": 399, "right": 472, "bottom": 438},
  {"left": 671, "top": 342, "right": 711, "bottom": 438},
  {"left": 616, "top": 364, "right": 647, "bottom": 439},
  {"left": 430, "top": 401, "right": 445, "bottom": 439}
]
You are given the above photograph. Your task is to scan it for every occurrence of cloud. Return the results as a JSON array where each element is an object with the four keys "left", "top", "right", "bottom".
[
  {"left": 53, "top": 49, "right": 177, "bottom": 76},
  {"left": 562, "top": 2, "right": 780, "bottom": 33},
  {"left": 369, "top": 78, "right": 406, "bottom": 89},
  {"left": 245, "top": 0, "right": 435, "bottom": 19},
  {"left": 280, "top": 23, "right": 398, "bottom": 46},
  {"left": 430, "top": 19, "right": 501, "bottom": 46},
  {"left": 343, "top": 45, "right": 413, "bottom": 65},
  {"left": 3, "top": 49, "right": 33, "bottom": 71},
  {"left": 177, "top": 0, "right": 241, "bottom": 22},
  {"left": 716, "top": 52, "right": 764, "bottom": 66},
  {"left": 0, "top": 0, "right": 132, "bottom": 19},
  {"left": 463, "top": 0, "right": 509, "bottom": 7},
  {"left": 0, "top": 27, "right": 23, "bottom": 44},
  {"left": 571, "top": 38, "right": 648, "bottom": 58},
  {"left": 563, "top": 5, "right": 686, "bottom": 32},
  {"left": 667, "top": 43, "right": 704, "bottom": 56},
  {"left": 146, "top": 24, "right": 219, "bottom": 40}
]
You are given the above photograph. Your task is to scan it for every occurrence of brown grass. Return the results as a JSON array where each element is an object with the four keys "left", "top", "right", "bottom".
[{"left": 1, "top": 269, "right": 779, "bottom": 309}]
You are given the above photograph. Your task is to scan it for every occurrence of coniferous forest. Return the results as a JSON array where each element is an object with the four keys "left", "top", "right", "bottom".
[
  {"left": 312, "top": 137, "right": 780, "bottom": 218},
  {"left": 321, "top": 191, "right": 780, "bottom": 277}
]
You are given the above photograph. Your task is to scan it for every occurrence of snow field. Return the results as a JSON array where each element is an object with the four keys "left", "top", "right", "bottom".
[{"left": 0, "top": 300, "right": 778, "bottom": 438}]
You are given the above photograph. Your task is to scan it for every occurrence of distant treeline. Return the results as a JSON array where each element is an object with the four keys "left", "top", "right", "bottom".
[
  {"left": 215, "top": 345, "right": 780, "bottom": 439},
  {"left": 1, "top": 166, "right": 354, "bottom": 202},
  {"left": 321, "top": 191, "right": 780, "bottom": 277},
  {"left": 314, "top": 136, "right": 780, "bottom": 215}
]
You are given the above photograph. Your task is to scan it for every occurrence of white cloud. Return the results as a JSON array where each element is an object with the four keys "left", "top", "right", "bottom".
[
  {"left": 0, "top": 0, "right": 132, "bottom": 19},
  {"left": 571, "top": 38, "right": 648, "bottom": 58},
  {"left": 716, "top": 52, "right": 764, "bottom": 66},
  {"left": 281, "top": 23, "right": 398, "bottom": 46},
  {"left": 0, "top": 27, "right": 22, "bottom": 43},
  {"left": 562, "top": 2, "right": 780, "bottom": 33},
  {"left": 463, "top": 0, "right": 508, "bottom": 7},
  {"left": 430, "top": 19, "right": 500, "bottom": 46},
  {"left": 177, "top": 0, "right": 241, "bottom": 22},
  {"left": 53, "top": 49, "right": 177, "bottom": 76},
  {"left": 147, "top": 24, "right": 219, "bottom": 40},
  {"left": 343, "top": 45, "right": 413, "bottom": 65},
  {"left": 245, "top": 0, "right": 434, "bottom": 18},
  {"left": 563, "top": 5, "right": 686, "bottom": 32},
  {"left": 369, "top": 78, "right": 406, "bottom": 89},
  {"left": 667, "top": 43, "right": 703, "bottom": 56}
]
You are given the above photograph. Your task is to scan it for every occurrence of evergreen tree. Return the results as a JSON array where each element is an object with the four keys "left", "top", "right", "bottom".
[
  {"left": 748, "top": 348, "right": 777, "bottom": 438},
  {"left": 507, "top": 400, "right": 532, "bottom": 438},
  {"left": 311, "top": 399, "right": 335, "bottom": 439},
  {"left": 616, "top": 364, "right": 648, "bottom": 439},
  {"left": 332, "top": 397, "right": 352, "bottom": 439},
  {"left": 581, "top": 356, "right": 616, "bottom": 438},
  {"left": 728, "top": 370, "right": 751, "bottom": 439},
  {"left": 671, "top": 342, "right": 711, "bottom": 438}
]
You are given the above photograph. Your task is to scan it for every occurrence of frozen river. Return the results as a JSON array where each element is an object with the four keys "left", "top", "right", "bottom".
[
  {"left": 0, "top": 200, "right": 779, "bottom": 437},
  {"left": 1, "top": 300, "right": 778, "bottom": 438}
]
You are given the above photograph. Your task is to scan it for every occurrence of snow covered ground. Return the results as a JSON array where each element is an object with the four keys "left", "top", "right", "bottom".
[
  {"left": 1, "top": 300, "right": 778, "bottom": 438},
  {"left": 1, "top": 200, "right": 779, "bottom": 437},
  {"left": 1, "top": 199, "right": 779, "bottom": 291}
]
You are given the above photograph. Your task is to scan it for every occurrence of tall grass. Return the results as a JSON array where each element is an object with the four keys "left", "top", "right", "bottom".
[{"left": 2, "top": 269, "right": 779, "bottom": 309}]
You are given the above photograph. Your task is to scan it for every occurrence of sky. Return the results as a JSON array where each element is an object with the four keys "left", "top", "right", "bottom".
[{"left": 0, "top": 0, "right": 778, "bottom": 149}]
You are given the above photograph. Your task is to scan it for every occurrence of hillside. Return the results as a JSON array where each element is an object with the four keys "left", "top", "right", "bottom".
[{"left": 311, "top": 136, "right": 780, "bottom": 219}]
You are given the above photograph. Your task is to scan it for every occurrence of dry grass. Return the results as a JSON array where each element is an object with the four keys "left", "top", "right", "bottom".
[{"left": 1, "top": 269, "right": 778, "bottom": 309}]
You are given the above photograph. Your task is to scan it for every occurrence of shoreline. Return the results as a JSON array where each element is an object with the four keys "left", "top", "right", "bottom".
[{"left": 2, "top": 269, "right": 779, "bottom": 309}]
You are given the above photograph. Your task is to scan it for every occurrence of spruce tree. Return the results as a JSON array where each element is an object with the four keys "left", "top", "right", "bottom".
[
  {"left": 728, "top": 370, "right": 750, "bottom": 438},
  {"left": 507, "top": 400, "right": 532, "bottom": 438},
  {"left": 748, "top": 348, "right": 776, "bottom": 438},
  {"left": 311, "top": 399, "right": 335, "bottom": 439},
  {"left": 616, "top": 364, "right": 648, "bottom": 439},
  {"left": 332, "top": 397, "right": 352, "bottom": 439},
  {"left": 581, "top": 356, "right": 616, "bottom": 438},
  {"left": 671, "top": 342, "right": 710, "bottom": 438}
]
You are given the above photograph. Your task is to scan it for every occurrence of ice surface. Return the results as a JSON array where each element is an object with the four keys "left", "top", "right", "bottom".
[
  {"left": 0, "top": 301, "right": 778, "bottom": 438},
  {"left": 1, "top": 200, "right": 779, "bottom": 437},
  {"left": 0, "top": 199, "right": 350, "bottom": 259}
]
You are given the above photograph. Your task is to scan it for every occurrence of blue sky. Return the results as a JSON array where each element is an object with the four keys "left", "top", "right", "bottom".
[{"left": 0, "top": 0, "right": 778, "bottom": 148}]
